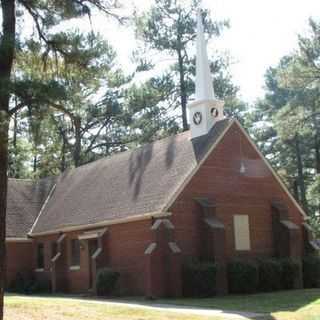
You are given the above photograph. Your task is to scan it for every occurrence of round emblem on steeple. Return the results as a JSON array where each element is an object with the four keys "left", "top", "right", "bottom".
[
  {"left": 193, "top": 111, "right": 202, "bottom": 125},
  {"left": 210, "top": 107, "right": 219, "bottom": 118}
]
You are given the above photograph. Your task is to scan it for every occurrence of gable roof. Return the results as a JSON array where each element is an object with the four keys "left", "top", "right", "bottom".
[
  {"left": 30, "top": 119, "right": 233, "bottom": 235},
  {"left": 6, "top": 177, "right": 56, "bottom": 238}
]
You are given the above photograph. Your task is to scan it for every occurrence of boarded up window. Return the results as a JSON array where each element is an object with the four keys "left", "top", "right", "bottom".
[
  {"left": 233, "top": 215, "right": 251, "bottom": 251},
  {"left": 70, "top": 239, "right": 80, "bottom": 266}
]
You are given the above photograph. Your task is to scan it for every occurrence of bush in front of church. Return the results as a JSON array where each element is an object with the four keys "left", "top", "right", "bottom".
[
  {"left": 280, "top": 258, "right": 301, "bottom": 289},
  {"left": 227, "top": 259, "right": 259, "bottom": 294},
  {"left": 257, "top": 258, "right": 282, "bottom": 292},
  {"left": 303, "top": 255, "right": 320, "bottom": 288},
  {"left": 96, "top": 268, "right": 120, "bottom": 296},
  {"left": 182, "top": 258, "right": 217, "bottom": 297}
]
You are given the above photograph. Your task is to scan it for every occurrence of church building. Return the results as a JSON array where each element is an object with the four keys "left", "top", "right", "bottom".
[{"left": 5, "top": 11, "right": 315, "bottom": 297}]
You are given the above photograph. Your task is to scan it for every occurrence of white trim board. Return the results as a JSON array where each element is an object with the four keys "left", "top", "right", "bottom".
[{"left": 30, "top": 211, "right": 171, "bottom": 237}]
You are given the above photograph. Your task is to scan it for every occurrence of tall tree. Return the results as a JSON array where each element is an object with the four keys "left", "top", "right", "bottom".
[
  {"left": 251, "top": 19, "right": 320, "bottom": 222},
  {"left": 0, "top": 1, "right": 120, "bottom": 317},
  {"left": 135, "top": 0, "right": 231, "bottom": 131}
]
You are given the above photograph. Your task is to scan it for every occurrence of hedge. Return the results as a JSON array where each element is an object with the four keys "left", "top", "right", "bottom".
[
  {"left": 96, "top": 268, "right": 120, "bottom": 296},
  {"left": 258, "top": 258, "right": 282, "bottom": 292},
  {"left": 303, "top": 255, "right": 320, "bottom": 288},
  {"left": 8, "top": 273, "right": 51, "bottom": 294},
  {"left": 281, "top": 258, "right": 301, "bottom": 290},
  {"left": 227, "top": 260, "right": 258, "bottom": 294},
  {"left": 182, "top": 259, "right": 217, "bottom": 297}
]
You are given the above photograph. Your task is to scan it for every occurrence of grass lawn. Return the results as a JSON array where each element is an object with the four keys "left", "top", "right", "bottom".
[
  {"left": 4, "top": 289, "right": 320, "bottom": 320},
  {"left": 158, "top": 289, "right": 320, "bottom": 320},
  {"left": 3, "top": 294, "right": 231, "bottom": 320}
]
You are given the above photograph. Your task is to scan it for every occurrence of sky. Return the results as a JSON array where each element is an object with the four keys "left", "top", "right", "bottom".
[
  {"left": 9, "top": 0, "right": 320, "bottom": 103},
  {"left": 89, "top": 0, "right": 320, "bottom": 103}
]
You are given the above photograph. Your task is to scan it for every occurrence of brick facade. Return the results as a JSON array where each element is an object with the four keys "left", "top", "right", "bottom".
[
  {"left": 170, "top": 123, "right": 304, "bottom": 261},
  {"left": 6, "top": 122, "right": 307, "bottom": 296}
]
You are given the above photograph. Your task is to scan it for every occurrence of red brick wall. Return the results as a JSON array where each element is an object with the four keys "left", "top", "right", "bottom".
[
  {"left": 104, "top": 219, "right": 153, "bottom": 295},
  {"left": 170, "top": 122, "right": 304, "bottom": 260},
  {"left": 34, "top": 233, "right": 92, "bottom": 293},
  {"left": 29, "top": 219, "right": 153, "bottom": 295},
  {"left": 6, "top": 241, "right": 35, "bottom": 287}
]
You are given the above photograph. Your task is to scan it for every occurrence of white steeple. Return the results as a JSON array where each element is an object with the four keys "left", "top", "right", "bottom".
[
  {"left": 195, "top": 9, "right": 215, "bottom": 101},
  {"left": 188, "top": 8, "right": 224, "bottom": 139}
]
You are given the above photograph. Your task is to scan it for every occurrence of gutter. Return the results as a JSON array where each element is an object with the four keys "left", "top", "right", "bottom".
[
  {"left": 29, "top": 211, "right": 171, "bottom": 237},
  {"left": 6, "top": 238, "right": 33, "bottom": 243}
]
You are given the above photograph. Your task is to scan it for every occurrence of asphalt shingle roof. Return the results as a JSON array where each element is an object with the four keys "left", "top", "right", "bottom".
[
  {"left": 31, "top": 119, "right": 231, "bottom": 234},
  {"left": 6, "top": 119, "right": 231, "bottom": 236},
  {"left": 6, "top": 177, "right": 56, "bottom": 238}
]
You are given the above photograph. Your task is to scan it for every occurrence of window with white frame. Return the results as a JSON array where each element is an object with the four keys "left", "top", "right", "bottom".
[{"left": 233, "top": 215, "right": 251, "bottom": 251}]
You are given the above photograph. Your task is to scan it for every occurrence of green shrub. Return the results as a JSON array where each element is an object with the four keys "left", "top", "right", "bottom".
[
  {"left": 303, "top": 255, "right": 320, "bottom": 288},
  {"left": 280, "top": 258, "right": 301, "bottom": 290},
  {"left": 182, "top": 259, "right": 217, "bottom": 297},
  {"left": 96, "top": 268, "right": 120, "bottom": 296},
  {"left": 8, "top": 274, "right": 51, "bottom": 294},
  {"left": 257, "top": 258, "right": 282, "bottom": 292},
  {"left": 8, "top": 273, "right": 26, "bottom": 293},
  {"left": 27, "top": 278, "right": 51, "bottom": 294},
  {"left": 227, "top": 260, "right": 258, "bottom": 294}
]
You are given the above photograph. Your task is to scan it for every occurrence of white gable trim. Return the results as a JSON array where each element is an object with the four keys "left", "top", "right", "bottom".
[
  {"left": 234, "top": 119, "right": 307, "bottom": 219},
  {"left": 163, "top": 119, "right": 235, "bottom": 211},
  {"left": 29, "top": 182, "right": 57, "bottom": 235},
  {"left": 163, "top": 118, "right": 307, "bottom": 219}
]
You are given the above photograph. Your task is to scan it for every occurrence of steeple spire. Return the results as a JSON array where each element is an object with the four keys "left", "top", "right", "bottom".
[
  {"left": 187, "top": 7, "right": 225, "bottom": 139},
  {"left": 195, "top": 9, "right": 215, "bottom": 101}
]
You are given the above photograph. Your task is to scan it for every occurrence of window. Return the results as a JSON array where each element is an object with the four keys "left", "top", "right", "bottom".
[
  {"left": 51, "top": 241, "right": 58, "bottom": 259},
  {"left": 70, "top": 239, "right": 80, "bottom": 267},
  {"left": 233, "top": 215, "right": 251, "bottom": 251},
  {"left": 37, "top": 243, "right": 44, "bottom": 269}
]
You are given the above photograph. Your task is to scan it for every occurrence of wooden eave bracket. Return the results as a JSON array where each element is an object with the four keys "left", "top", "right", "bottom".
[
  {"left": 144, "top": 242, "right": 157, "bottom": 255},
  {"left": 194, "top": 197, "right": 216, "bottom": 209},
  {"left": 280, "top": 219, "right": 299, "bottom": 230},
  {"left": 151, "top": 219, "right": 174, "bottom": 230}
]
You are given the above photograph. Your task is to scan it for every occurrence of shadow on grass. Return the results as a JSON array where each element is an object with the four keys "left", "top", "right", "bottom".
[{"left": 152, "top": 289, "right": 320, "bottom": 318}]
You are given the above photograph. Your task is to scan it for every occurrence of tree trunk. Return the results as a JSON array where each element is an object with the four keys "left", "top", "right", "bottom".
[
  {"left": 315, "top": 138, "right": 320, "bottom": 174},
  {"left": 60, "top": 138, "right": 66, "bottom": 172},
  {"left": 313, "top": 122, "right": 320, "bottom": 174},
  {"left": 33, "top": 154, "right": 37, "bottom": 173},
  {"left": 12, "top": 111, "right": 17, "bottom": 150},
  {"left": 293, "top": 179, "right": 300, "bottom": 202},
  {"left": 177, "top": 49, "right": 188, "bottom": 131},
  {"left": 0, "top": 1, "right": 16, "bottom": 319},
  {"left": 74, "top": 116, "right": 81, "bottom": 167},
  {"left": 294, "top": 134, "right": 308, "bottom": 214},
  {"left": 311, "top": 110, "right": 320, "bottom": 173}
]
